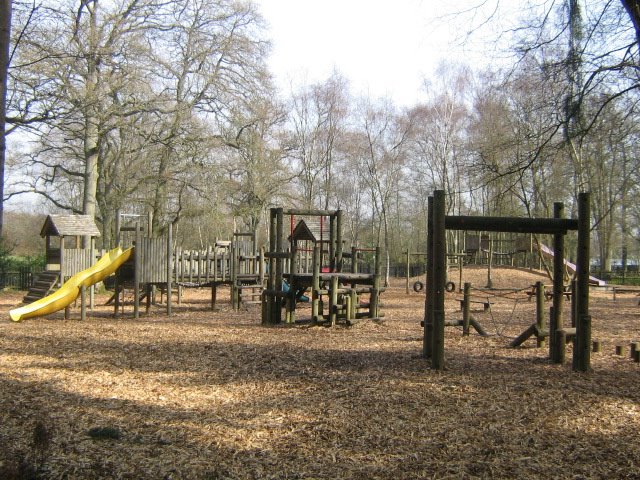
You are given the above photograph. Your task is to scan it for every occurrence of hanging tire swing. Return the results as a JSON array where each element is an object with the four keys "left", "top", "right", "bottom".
[
  {"left": 445, "top": 281, "right": 456, "bottom": 293},
  {"left": 413, "top": 281, "right": 424, "bottom": 293}
]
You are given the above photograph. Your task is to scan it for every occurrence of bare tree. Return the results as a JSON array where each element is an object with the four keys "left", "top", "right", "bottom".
[
  {"left": 0, "top": 0, "right": 10, "bottom": 237},
  {"left": 222, "top": 95, "right": 294, "bottom": 235},
  {"left": 143, "top": 0, "right": 270, "bottom": 232},
  {"left": 8, "top": 0, "right": 161, "bottom": 220},
  {"left": 356, "top": 97, "right": 412, "bottom": 285},
  {"left": 289, "top": 71, "right": 349, "bottom": 209},
  {"left": 8, "top": 0, "right": 271, "bottom": 242}
]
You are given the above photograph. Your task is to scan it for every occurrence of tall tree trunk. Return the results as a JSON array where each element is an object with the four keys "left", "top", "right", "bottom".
[
  {"left": 565, "top": 0, "right": 587, "bottom": 192},
  {"left": 82, "top": 2, "right": 99, "bottom": 248},
  {"left": 0, "top": 0, "right": 11, "bottom": 238},
  {"left": 151, "top": 151, "right": 170, "bottom": 234},
  {"left": 83, "top": 115, "right": 99, "bottom": 218},
  {"left": 621, "top": 0, "right": 640, "bottom": 48}
]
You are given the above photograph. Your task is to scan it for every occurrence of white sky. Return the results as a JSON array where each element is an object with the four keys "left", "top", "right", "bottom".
[{"left": 256, "top": 0, "right": 511, "bottom": 106}]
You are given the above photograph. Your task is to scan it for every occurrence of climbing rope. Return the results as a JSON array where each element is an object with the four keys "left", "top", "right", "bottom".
[{"left": 470, "top": 286, "right": 530, "bottom": 337}]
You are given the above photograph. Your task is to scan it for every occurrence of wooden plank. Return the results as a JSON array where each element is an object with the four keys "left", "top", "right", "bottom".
[{"left": 445, "top": 215, "right": 579, "bottom": 234}]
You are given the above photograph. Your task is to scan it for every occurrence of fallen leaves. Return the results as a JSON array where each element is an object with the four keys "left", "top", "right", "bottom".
[{"left": 0, "top": 268, "right": 639, "bottom": 478}]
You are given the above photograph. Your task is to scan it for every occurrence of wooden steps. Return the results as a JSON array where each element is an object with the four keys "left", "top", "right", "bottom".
[{"left": 23, "top": 270, "right": 60, "bottom": 304}]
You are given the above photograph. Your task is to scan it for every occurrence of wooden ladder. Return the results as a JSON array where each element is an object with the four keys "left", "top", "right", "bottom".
[{"left": 22, "top": 270, "right": 60, "bottom": 304}]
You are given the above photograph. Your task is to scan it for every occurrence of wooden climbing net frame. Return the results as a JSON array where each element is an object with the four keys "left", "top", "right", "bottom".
[{"left": 424, "top": 190, "right": 592, "bottom": 372}]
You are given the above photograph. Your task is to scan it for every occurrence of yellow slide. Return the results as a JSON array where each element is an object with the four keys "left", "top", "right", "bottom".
[{"left": 9, "top": 246, "right": 133, "bottom": 322}]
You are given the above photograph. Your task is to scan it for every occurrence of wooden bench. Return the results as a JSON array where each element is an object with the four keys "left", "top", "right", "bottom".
[
  {"left": 457, "top": 298, "right": 492, "bottom": 311},
  {"left": 611, "top": 287, "right": 640, "bottom": 303}
]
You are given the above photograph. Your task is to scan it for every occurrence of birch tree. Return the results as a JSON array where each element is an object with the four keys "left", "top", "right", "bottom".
[
  {"left": 290, "top": 72, "right": 349, "bottom": 209},
  {"left": 356, "top": 98, "right": 412, "bottom": 284}
]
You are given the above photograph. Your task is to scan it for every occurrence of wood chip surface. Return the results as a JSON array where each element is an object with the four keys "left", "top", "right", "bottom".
[{"left": 1, "top": 266, "right": 639, "bottom": 479}]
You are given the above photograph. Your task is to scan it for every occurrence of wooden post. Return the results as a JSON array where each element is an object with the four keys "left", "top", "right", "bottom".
[
  {"left": 80, "top": 285, "right": 87, "bottom": 321},
  {"left": 350, "top": 288, "right": 357, "bottom": 321},
  {"left": 59, "top": 236, "right": 65, "bottom": 288},
  {"left": 550, "top": 202, "right": 565, "bottom": 363},
  {"left": 405, "top": 249, "right": 410, "bottom": 295},
  {"left": 252, "top": 231, "right": 258, "bottom": 275},
  {"left": 329, "top": 275, "right": 339, "bottom": 326},
  {"left": 344, "top": 294, "right": 352, "bottom": 323},
  {"left": 329, "top": 214, "right": 336, "bottom": 271},
  {"left": 535, "top": 281, "right": 546, "bottom": 348},
  {"left": 259, "top": 246, "right": 265, "bottom": 287},
  {"left": 312, "top": 243, "right": 321, "bottom": 324},
  {"left": 351, "top": 246, "right": 358, "bottom": 273},
  {"left": 432, "top": 190, "right": 446, "bottom": 370},
  {"left": 263, "top": 209, "right": 277, "bottom": 325},
  {"left": 90, "top": 238, "right": 95, "bottom": 310},
  {"left": 167, "top": 224, "right": 172, "bottom": 316},
  {"left": 336, "top": 210, "right": 343, "bottom": 271},
  {"left": 134, "top": 222, "right": 140, "bottom": 319},
  {"left": 370, "top": 246, "right": 381, "bottom": 318},
  {"left": 571, "top": 278, "right": 577, "bottom": 327},
  {"left": 231, "top": 239, "right": 238, "bottom": 310},
  {"left": 274, "top": 208, "right": 284, "bottom": 323},
  {"left": 573, "top": 192, "right": 591, "bottom": 372},
  {"left": 146, "top": 283, "right": 152, "bottom": 314},
  {"left": 423, "top": 196, "right": 434, "bottom": 359},
  {"left": 212, "top": 245, "right": 218, "bottom": 283},
  {"left": 221, "top": 248, "right": 227, "bottom": 282},
  {"left": 285, "top": 244, "right": 297, "bottom": 324},
  {"left": 557, "top": 330, "right": 567, "bottom": 363},
  {"left": 188, "top": 249, "right": 193, "bottom": 285},
  {"left": 462, "top": 282, "right": 471, "bottom": 336}
]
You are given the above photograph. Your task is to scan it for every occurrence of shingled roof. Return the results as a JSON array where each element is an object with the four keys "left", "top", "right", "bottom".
[
  {"left": 289, "top": 218, "right": 328, "bottom": 243},
  {"left": 40, "top": 215, "right": 101, "bottom": 238}
]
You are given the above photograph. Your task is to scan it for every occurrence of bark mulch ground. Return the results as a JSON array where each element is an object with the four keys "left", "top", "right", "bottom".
[{"left": 0, "top": 266, "right": 639, "bottom": 479}]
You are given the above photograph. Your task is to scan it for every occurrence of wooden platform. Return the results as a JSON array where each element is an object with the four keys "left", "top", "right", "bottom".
[{"left": 286, "top": 272, "right": 376, "bottom": 289}]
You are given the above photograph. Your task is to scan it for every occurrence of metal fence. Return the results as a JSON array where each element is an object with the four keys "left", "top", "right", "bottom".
[
  {"left": 0, "top": 267, "right": 42, "bottom": 290},
  {"left": 596, "top": 271, "right": 640, "bottom": 286}
]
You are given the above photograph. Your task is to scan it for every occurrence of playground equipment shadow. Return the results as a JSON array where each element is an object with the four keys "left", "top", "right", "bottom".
[{"left": 0, "top": 274, "right": 639, "bottom": 479}]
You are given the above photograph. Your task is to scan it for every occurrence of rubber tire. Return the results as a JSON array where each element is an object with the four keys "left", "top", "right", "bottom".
[
  {"left": 445, "top": 281, "right": 456, "bottom": 293},
  {"left": 413, "top": 281, "right": 424, "bottom": 293}
]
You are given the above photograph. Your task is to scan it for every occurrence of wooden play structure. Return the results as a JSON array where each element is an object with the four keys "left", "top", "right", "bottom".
[
  {"left": 228, "top": 232, "right": 264, "bottom": 309},
  {"left": 24, "top": 215, "right": 101, "bottom": 304},
  {"left": 112, "top": 211, "right": 265, "bottom": 316},
  {"left": 424, "top": 190, "right": 592, "bottom": 372},
  {"left": 112, "top": 212, "right": 173, "bottom": 317},
  {"left": 173, "top": 241, "right": 232, "bottom": 287},
  {"left": 464, "top": 233, "right": 532, "bottom": 266},
  {"left": 261, "top": 208, "right": 383, "bottom": 326},
  {"left": 173, "top": 234, "right": 264, "bottom": 310}
]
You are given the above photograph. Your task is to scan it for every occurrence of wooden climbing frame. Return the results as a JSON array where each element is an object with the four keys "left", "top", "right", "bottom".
[{"left": 424, "top": 190, "right": 592, "bottom": 372}]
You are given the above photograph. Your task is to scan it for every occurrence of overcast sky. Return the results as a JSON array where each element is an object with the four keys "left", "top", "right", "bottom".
[{"left": 256, "top": 0, "right": 514, "bottom": 106}]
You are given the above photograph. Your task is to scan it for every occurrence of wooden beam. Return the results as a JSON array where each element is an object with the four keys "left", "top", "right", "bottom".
[
  {"left": 445, "top": 215, "right": 578, "bottom": 234},
  {"left": 432, "top": 190, "right": 446, "bottom": 370},
  {"left": 574, "top": 192, "right": 591, "bottom": 372}
]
